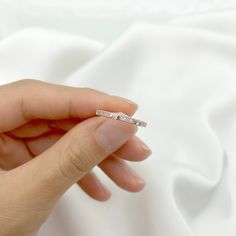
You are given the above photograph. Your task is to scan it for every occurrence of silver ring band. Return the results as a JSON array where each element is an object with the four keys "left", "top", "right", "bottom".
[{"left": 96, "top": 109, "right": 147, "bottom": 127}]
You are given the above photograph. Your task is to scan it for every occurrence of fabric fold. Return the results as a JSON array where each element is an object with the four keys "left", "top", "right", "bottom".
[{"left": 0, "top": 4, "right": 235, "bottom": 236}]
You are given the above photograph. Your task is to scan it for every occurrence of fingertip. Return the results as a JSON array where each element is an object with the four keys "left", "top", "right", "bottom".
[
  {"left": 137, "top": 142, "right": 152, "bottom": 160},
  {"left": 110, "top": 95, "right": 139, "bottom": 116},
  {"left": 131, "top": 178, "right": 146, "bottom": 192},
  {"left": 111, "top": 95, "right": 138, "bottom": 108},
  {"left": 96, "top": 190, "right": 112, "bottom": 202},
  {"left": 122, "top": 173, "right": 146, "bottom": 193},
  {"left": 114, "top": 136, "right": 152, "bottom": 162},
  {"left": 87, "top": 187, "right": 112, "bottom": 202}
]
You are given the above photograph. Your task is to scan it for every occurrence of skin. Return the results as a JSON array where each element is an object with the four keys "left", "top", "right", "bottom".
[{"left": 0, "top": 79, "right": 152, "bottom": 236}]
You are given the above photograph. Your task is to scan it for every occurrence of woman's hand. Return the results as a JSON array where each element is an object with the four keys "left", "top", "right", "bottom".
[{"left": 0, "top": 79, "right": 151, "bottom": 236}]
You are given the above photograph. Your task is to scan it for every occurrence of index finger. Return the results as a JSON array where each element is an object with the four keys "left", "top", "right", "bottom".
[{"left": 0, "top": 79, "right": 138, "bottom": 132}]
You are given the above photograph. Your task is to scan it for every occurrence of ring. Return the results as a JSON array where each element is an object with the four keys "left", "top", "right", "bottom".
[{"left": 96, "top": 109, "right": 147, "bottom": 127}]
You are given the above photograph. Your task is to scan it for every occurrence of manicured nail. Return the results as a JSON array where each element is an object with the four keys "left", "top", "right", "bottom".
[{"left": 95, "top": 118, "right": 138, "bottom": 152}]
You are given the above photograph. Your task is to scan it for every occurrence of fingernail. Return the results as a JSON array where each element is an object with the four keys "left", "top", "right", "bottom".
[
  {"left": 129, "top": 168, "right": 146, "bottom": 186},
  {"left": 140, "top": 140, "right": 152, "bottom": 156},
  {"left": 95, "top": 118, "right": 138, "bottom": 153},
  {"left": 112, "top": 95, "right": 138, "bottom": 107}
]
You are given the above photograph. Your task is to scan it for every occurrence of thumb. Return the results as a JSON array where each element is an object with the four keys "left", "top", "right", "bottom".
[{"left": 11, "top": 116, "right": 138, "bottom": 202}]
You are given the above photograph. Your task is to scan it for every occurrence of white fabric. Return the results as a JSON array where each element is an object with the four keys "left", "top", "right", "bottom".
[{"left": 0, "top": 1, "right": 235, "bottom": 235}]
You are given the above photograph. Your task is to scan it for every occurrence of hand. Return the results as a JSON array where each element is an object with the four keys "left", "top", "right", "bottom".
[{"left": 0, "top": 79, "right": 151, "bottom": 236}]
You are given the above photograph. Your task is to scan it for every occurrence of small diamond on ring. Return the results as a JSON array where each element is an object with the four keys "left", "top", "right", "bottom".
[{"left": 96, "top": 109, "right": 147, "bottom": 127}]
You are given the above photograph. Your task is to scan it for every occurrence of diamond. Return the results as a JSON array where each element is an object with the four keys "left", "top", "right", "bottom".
[{"left": 96, "top": 109, "right": 147, "bottom": 127}]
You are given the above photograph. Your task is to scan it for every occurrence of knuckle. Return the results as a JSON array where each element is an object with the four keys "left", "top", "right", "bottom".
[
  {"left": 67, "top": 141, "right": 93, "bottom": 172},
  {"left": 0, "top": 134, "right": 11, "bottom": 156},
  {"left": 58, "top": 140, "right": 94, "bottom": 180},
  {"left": 16, "top": 79, "right": 45, "bottom": 120}
]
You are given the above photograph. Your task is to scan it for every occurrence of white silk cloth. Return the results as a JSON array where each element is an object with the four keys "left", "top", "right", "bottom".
[{"left": 0, "top": 1, "right": 236, "bottom": 235}]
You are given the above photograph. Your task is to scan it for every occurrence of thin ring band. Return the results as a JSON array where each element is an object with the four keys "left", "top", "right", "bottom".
[{"left": 96, "top": 109, "right": 147, "bottom": 127}]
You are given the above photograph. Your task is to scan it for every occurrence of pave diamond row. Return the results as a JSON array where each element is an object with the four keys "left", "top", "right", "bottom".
[
  {"left": 96, "top": 109, "right": 147, "bottom": 127},
  {"left": 96, "top": 110, "right": 113, "bottom": 118}
]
